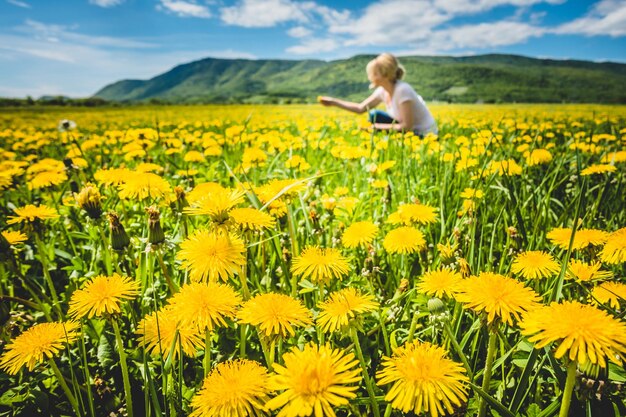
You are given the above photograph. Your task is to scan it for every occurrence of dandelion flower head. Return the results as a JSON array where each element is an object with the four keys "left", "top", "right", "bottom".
[
  {"left": 237, "top": 292, "right": 312, "bottom": 339},
  {"left": 510, "top": 250, "right": 561, "bottom": 279},
  {"left": 317, "top": 287, "right": 379, "bottom": 334},
  {"left": 455, "top": 272, "right": 540, "bottom": 326},
  {"left": 591, "top": 282, "right": 626, "bottom": 310},
  {"left": 189, "top": 359, "right": 272, "bottom": 417},
  {"left": 265, "top": 343, "right": 360, "bottom": 417},
  {"left": 341, "top": 221, "right": 378, "bottom": 249},
  {"left": 168, "top": 281, "right": 241, "bottom": 332},
  {"left": 599, "top": 227, "right": 626, "bottom": 264},
  {"left": 7, "top": 204, "right": 59, "bottom": 225},
  {"left": 291, "top": 246, "right": 350, "bottom": 285},
  {"left": 377, "top": 341, "right": 469, "bottom": 417},
  {"left": 68, "top": 274, "right": 140, "bottom": 319},
  {"left": 416, "top": 268, "right": 463, "bottom": 299},
  {"left": 0, "top": 322, "right": 79, "bottom": 375},
  {"left": 177, "top": 229, "right": 246, "bottom": 282},
  {"left": 383, "top": 227, "right": 426, "bottom": 254},
  {"left": 520, "top": 300, "right": 626, "bottom": 367}
]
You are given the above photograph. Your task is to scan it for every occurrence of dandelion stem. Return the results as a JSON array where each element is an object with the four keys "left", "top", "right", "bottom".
[
  {"left": 111, "top": 319, "right": 134, "bottom": 417},
  {"left": 407, "top": 308, "right": 420, "bottom": 343},
  {"left": 558, "top": 360, "right": 578, "bottom": 417},
  {"left": 478, "top": 329, "right": 498, "bottom": 417},
  {"left": 350, "top": 327, "right": 380, "bottom": 417},
  {"left": 204, "top": 329, "right": 212, "bottom": 377},
  {"left": 48, "top": 359, "right": 81, "bottom": 417},
  {"left": 34, "top": 233, "right": 62, "bottom": 318},
  {"left": 443, "top": 321, "right": 474, "bottom": 380},
  {"left": 157, "top": 249, "right": 177, "bottom": 294},
  {"left": 98, "top": 225, "right": 113, "bottom": 276}
]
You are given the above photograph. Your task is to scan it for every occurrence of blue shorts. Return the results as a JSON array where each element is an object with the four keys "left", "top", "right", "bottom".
[
  {"left": 368, "top": 109, "right": 396, "bottom": 124},
  {"left": 368, "top": 109, "right": 426, "bottom": 137}
]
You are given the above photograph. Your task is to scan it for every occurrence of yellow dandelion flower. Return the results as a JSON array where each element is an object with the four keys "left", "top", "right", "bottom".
[
  {"left": 184, "top": 150, "right": 205, "bottom": 163},
  {"left": 135, "top": 162, "right": 164, "bottom": 173},
  {"left": 186, "top": 182, "right": 227, "bottom": 204},
  {"left": 7, "top": 204, "right": 59, "bottom": 225},
  {"left": 525, "top": 148, "right": 553, "bottom": 166},
  {"left": 383, "top": 227, "right": 426, "bottom": 254},
  {"left": 68, "top": 274, "right": 140, "bottom": 319},
  {"left": 341, "top": 221, "right": 378, "bottom": 249},
  {"left": 566, "top": 260, "right": 612, "bottom": 282},
  {"left": 317, "top": 288, "right": 379, "bottom": 334},
  {"left": 28, "top": 170, "right": 67, "bottom": 190},
  {"left": 371, "top": 179, "right": 389, "bottom": 188},
  {"left": 229, "top": 207, "right": 276, "bottom": 231},
  {"left": 118, "top": 172, "right": 172, "bottom": 200},
  {"left": 511, "top": 250, "right": 561, "bottom": 279},
  {"left": 520, "top": 301, "right": 626, "bottom": 367},
  {"left": 591, "top": 282, "right": 626, "bottom": 310},
  {"left": 266, "top": 343, "right": 360, "bottom": 417},
  {"left": 599, "top": 227, "right": 626, "bottom": 264},
  {"left": 387, "top": 203, "right": 438, "bottom": 226},
  {"left": 291, "top": 246, "right": 350, "bottom": 285},
  {"left": 237, "top": 293, "right": 312, "bottom": 338},
  {"left": 459, "top": 188, "right": 484, "bottom": 199},
  {"left": 546, "top": 227, "right": 609, "bottom": 250},
  {"left": 601, "top": 151, "right": 626, "bottom": 163},
  {"left": 189, "top": 359, "right": 272, "bottom": 417},
  {"left": 489, "top": 159, "right": 523, "bottom": 176},
  {"left": 136, "top": 308, "right": 204, "bottom": 360},
  {"left": 377, "top": 341, "right": 469, "bottom": 417},
  {"left": 0, "top": 321, "right": 79, "bottom": 375},
  {"left": 94, "top": 167, "right": 133, "bottom": 186},
  {"left": 580, "top": 164, "right": 617, "bottom": 176},
  {"left": 168, "top": 281, "right": 241, "bottom": 332},
  {"left": 416, "top": 268, "right": 463, "bottom": 299},
  {"left": 184, "top": 188, "right": 245, "bottom": 223},
  {"left": 2, "top": 230, "right": 28, "bottom": 245},
  {"left": 455, "top": 272, "right": 540, "bottom": 326},
  {"left": 177, "top": 229, "right": 246, "bottom": 282}
]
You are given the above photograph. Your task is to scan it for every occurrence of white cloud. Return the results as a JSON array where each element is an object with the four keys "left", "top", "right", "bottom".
[
  {"left": 0, "top": 19, "right": 257, "bottom": 97},
  {"left": 553, "top": 0, "right": 626, "bottom": 37},
  {"left": 7, "top": 0, "right": 31, "bottom": 8},
  {"left": 287, "top": 26, "right": 312, "bottom": 38},
  {"left": 89, "top": 0, "right": 124, "bottom": 7},
  {"left": 221, "top": 0, "right": 307, "bottom": 27},
  {"left": 157, "top": 0, "right": 211, "bottom": 18},
  {"left": 19, "top": 20, "right": 156, "bottom": 48},
  {"left": 432, "top": 20, "right": 545, "bottom": 50},
  {"left": 432, "top": 0, "right": 564, "bottom": 14},
  {"left": 329, "top": 0, "right": 449, "bottom": 46},
  {"left": 286, "top": 37, "right": 338, "bottom": 54}
]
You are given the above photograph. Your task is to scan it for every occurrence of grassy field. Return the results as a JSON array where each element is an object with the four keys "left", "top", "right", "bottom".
[{"left": 1, "top": 104, "right": 625, "bottom": 417}]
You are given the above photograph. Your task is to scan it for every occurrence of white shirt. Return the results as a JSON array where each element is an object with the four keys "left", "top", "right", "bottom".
[{"left": 374, "top": 81, "right": 437, "bottom": 135}]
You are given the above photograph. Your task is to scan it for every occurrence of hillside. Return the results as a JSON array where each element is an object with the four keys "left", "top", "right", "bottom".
[{"left": 94, "top": 54, "right": 626, "bottom": 104}]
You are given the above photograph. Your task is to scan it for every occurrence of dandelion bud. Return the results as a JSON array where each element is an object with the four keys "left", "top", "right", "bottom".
[
  {"left": 146, "top": 206, "right": 165, "bottom": 245},
  {"left": 427, "top": 297, "right": 445, "bottom": 315},
  {"left": 507, "top": 226, "right": 518, "bottom": 238},
  {"left": 107, "top": 212, "right": 130, "bottom": 251},
  {"left": 75, "top": 183, "right": 103, "bottom": 220}
]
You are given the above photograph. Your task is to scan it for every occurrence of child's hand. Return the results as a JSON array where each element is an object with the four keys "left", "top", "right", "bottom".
[{"left": 317, "top": 96, "right": 334, "bottom": 106}]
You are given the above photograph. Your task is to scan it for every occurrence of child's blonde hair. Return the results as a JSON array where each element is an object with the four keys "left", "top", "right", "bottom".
[{"left": 366, "top": 53, "right": 405, "bottom": 87}]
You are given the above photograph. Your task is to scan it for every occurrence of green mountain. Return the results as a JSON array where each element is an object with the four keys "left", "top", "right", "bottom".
[{"left": 94, "top": 54, "right": 626, "bottom": 104}]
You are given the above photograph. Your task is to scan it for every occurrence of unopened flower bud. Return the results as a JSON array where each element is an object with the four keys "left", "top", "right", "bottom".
[
  {"left": 107, "top": 212, "right": 130, "bottom": 251},
  {"left": 146, "top": 206, "right": 165, "bottom": 245}
]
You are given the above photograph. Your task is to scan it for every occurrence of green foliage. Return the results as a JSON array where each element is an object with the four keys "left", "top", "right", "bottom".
[{"left": 93, "top": 54, "right": 626, "bottom": 104}]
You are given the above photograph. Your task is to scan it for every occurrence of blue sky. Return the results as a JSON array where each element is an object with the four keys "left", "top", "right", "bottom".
[{"left": 1, "top": 0, "right": 624, "bottom": 97}]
